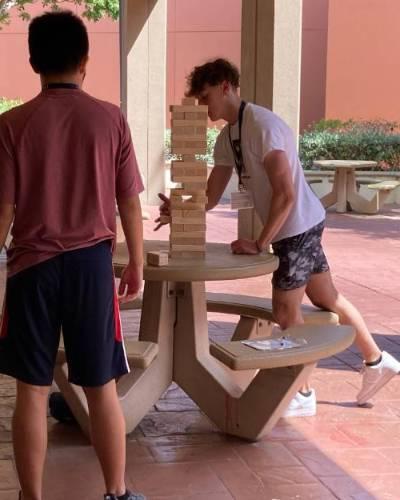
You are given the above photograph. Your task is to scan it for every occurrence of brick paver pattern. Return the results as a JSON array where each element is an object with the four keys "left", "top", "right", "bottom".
[{"left": 1, "top": 203, "right": 400, "bottom": 499}]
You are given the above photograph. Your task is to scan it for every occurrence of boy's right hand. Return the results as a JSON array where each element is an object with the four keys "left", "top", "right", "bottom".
[
  {"left": 154, "top": 193, "right": 171, "bottom": 231},
  {"left": 118, "top": 262, "right": 143, "bottom": 303}
]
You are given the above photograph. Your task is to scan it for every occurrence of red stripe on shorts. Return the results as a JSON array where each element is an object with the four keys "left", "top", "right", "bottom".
[
  {"left": 113, "top": 288, "right": 123, "bottom": 342},
  {"left": 0, "top": 301, "right": 8, "bottom": 339}
]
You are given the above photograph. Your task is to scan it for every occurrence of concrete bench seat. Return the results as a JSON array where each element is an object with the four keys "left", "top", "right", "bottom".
[
  {"left": 348, "top": 179, "right": 400, "bottom": 214},
  {"left": 206, "top": 292, "right": 338, "bottom": 324},
  {"left": 120, "top": 291, "right": 338, "bottom": 341},
  {"left": 54, "top": 338, "right": 158, "bottom": 436},
  {"left": 210, "top": 324, "right": 354, "bottom": 371},
  {"left": 56, "top": 339, "right": 158, "bottom": 370},
  {"left": 367, "top": 180, "right": 400, "bottom": 191}
]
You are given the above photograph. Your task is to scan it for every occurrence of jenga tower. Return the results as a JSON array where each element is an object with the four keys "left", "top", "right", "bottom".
[{"left": 169, "top": 97, "right": 208, "bottom": 259}]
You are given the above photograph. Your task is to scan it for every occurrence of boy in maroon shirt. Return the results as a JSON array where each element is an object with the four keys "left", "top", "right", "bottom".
[{"left": 0, "top": 11, "right": 145, "bottom": 500}]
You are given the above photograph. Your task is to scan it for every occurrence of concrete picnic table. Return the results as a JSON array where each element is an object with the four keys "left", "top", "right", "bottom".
[
  {"left": 54, "top": 241, "right": 354, "bottom": 440},
  {"left": 313, "top": 160, "right": 377, "bottom": 213}
]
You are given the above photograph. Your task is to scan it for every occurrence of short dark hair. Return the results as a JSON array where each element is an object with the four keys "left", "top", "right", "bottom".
[
  {"left": 29, "top": 11, "right": 89, "bottom": 75},
  {"left": 186, "top": 58, "right": 240, "bottom": 96}
]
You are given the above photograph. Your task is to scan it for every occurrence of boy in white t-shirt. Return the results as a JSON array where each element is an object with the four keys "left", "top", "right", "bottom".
[{"left": 158, "top": 59, "right": 400, "bottom": 416}]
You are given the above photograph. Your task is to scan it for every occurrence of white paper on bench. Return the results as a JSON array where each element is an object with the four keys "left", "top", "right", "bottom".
[{"left": 242, "top": 336, "right": 307, "bottom": 351}]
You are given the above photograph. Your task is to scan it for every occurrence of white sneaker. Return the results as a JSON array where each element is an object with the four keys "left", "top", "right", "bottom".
[
  {"left": 357, "top": 351, "right": 400, "bottom": 406},
  {"left": 283, "top": 389, "right": 317, "bottom": 417}
]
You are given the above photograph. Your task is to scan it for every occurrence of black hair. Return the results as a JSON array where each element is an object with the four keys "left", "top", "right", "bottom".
[
  {"left": 186, "top": 58, "right": 240, "bottom": 96},
  {"left": 28, "top": 10, "right": 89, "bottom": 75}
]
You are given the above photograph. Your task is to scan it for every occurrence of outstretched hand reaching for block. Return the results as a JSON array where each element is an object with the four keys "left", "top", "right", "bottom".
[{"left": 154, "top": 193, "right": 171, "bottom": 231}]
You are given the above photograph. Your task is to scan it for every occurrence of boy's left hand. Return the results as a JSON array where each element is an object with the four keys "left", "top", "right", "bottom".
[{"left": 231, "top": 238, "right": 260, "bottom": 255}]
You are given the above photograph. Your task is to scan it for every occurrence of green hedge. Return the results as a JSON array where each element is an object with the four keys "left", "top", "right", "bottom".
[
  {"left": 0, "top": 97, "right": 23, "bottom": 114},
  {"left": 300, "top": 120, "right": 400, "bottom": 171}
]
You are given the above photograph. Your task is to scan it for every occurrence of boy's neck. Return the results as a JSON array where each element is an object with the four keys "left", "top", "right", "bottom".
[
  {"left": 41, "top": 73, "right": 82, "bottom": 89},
  {"left": 224, "top": 94, "right": 243, "bottom": 125}
]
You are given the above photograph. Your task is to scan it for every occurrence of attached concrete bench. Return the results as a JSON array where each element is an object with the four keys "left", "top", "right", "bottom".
[
  {"left": 207, "top": 324, "right": 354, "bottom": 439},
  {"left": 349, "top": 180, "right": 400, "bottom": 214},
  {"left": 206, "top": 292, "right": 338, "bottom": 340},
  {"left": 118, "top": 292, "right": 338, "bottom": 342},
  {"left": 210, "top": 324, "right": 353, "bottom": 371},
  {"left": 54, "top": 339, "right": 158, "bottom": 436}
]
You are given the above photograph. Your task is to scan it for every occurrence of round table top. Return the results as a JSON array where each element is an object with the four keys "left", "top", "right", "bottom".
[
  {"left": 113, "top": 240, "right": 279, "bottom": 282},
  {"left": 313, "top": 160, "right": 377, "bottom": 169}
]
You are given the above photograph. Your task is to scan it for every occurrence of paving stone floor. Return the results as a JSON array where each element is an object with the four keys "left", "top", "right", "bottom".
[{"left": 1, "top": 203, "right": 400, "bottom": 499}]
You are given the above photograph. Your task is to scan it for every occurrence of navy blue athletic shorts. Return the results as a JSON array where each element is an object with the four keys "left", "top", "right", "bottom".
[{"left": 0, "top": 241, "right": 129, "bottom": 387}]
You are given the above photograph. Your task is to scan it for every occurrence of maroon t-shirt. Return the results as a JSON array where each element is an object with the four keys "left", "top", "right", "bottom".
[{"left": 0, "top": 88, "right": 144, "bottom": 276}]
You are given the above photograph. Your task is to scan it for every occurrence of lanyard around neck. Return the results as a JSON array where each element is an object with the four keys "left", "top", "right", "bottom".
[{"left": 228, "top": 100, "right": 247, "bottom": 189}]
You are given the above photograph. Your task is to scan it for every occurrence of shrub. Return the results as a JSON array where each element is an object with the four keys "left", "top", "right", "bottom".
[
  {"left": 0, "top": 97, "right": 23, "bottom": 114},
  {"left": 300, "top": 119, "right": 400, "bottom": 171},
  {"left": 165, "top": 127, "right": 220, "bottom": 165}
]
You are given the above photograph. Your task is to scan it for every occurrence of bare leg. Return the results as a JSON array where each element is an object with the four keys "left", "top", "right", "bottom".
[
  {"left": 13, "top": 381, "right": 50, "bottom": 500},
  {"left": 84, "top": 380, "right": 127, "bottom": 497},
  {"left": 272, "top": 285, "right": 310, "bottom": 391},
  {"left": 306, "top": 270, "right": 381, "bottom": 362},
  {"left": 272, "top": 285, "right": 306, "bottom": 329}
]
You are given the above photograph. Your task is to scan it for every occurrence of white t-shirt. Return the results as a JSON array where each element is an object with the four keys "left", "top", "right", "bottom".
[{"left": 214, "top": 102, "right": 325, "bottom": 242}]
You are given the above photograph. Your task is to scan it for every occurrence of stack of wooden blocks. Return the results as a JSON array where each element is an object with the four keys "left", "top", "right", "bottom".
[{"left": 169, "top": 97, "right": 208, "bottom": 259}]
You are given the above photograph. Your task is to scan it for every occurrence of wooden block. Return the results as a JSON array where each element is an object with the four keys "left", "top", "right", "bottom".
[
  {"left": 183, "top": 154, "right": 196, "bottom": 162},
  {"left": 182, "top": 97, "right": 196, "bottom": 105},
  {"left": 170, "top": 201, "right": 205, "bottom": 210},
  {"left": 182, "top": 210, "right": 205, "bottom": 218},
  {"left": 170, "top": 210, "right": 183, "bottom": 217},
  {"left": 170, "top": 187, "right": 185, "bottom": 197},
  {"left": 183, "top": 182, "right": 207, "bottom": 191},
  {"left": 187, "top": 193, "right": 208, "bottom": 202},
  {"left": 171, "top": 160, "right": 207, "bottom": 169},
  {"left": 171, "top": 244, "right": 206, "bottom": 252},
  {"left": 169, "top": 231, "right": 205, "bottom": 238},
  {"left": 171, "top": 224, "right": 184, "bottom": 232},
  {"left": 171, "top": 119, "right": 209, "bottom": 127},
  {"left": 197, "top": 112, "right": 208, "bottom": 120},
  {"left": 147, "top": 251, "right": 169, "bottom": 267},
  {"left": 170, "top": 251, "right": 205, "bottom": 259},
  {"left": 171, "top": 133, "right": 207, "bottom": 143},
  {"left": 171, "top": 126, "right": 196, "bottom": 135},
  {"left": 159, "top": 215, "right": 171, "bottom": 224},
  {"left": 171, "top": 112, "right": 185, "bottom": 120},
  {"left": 171, "top": 127, "right": 188, "bottom": 137},
  {"left": 170, "top": 105, "right": 208, "bottom": 113},
  {"left": 182, "top": 140, "right": 207, "bottom": 148},
  {"left": 184, "top": 224, "right": 206, "bottom": 232},
  {"left": 171, "top": 139, "right": 207, "bottom": 149},
  {"left": 173, "top": 175, "right": 207, "bottom": 183},
  {"left": 171, "top": 166, "right": 208, "bottom": 178},
  {"left": 185, "top": 112, "right": 197, "bottom": 120},
  {"left": 171, "top": 147, "right": 207, "bottom": 155},
  {"left": 170, "top": 237, "right": 206, "bottom": 246},
  {"left": 173, "top": 217, "right": 205, "bottom": 225}
]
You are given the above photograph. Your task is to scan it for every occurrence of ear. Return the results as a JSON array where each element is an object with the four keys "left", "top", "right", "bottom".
[
  {"left": 29, "top": 57, "right": 40, "bottom": 74},
  {"left": 79, "top": 55, "right": 89, "bottom": 74},
  {"left": 221, "top": 80, "right": 230, "bottom": 95}
]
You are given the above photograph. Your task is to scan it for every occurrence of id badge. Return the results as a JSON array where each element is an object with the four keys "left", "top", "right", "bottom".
[{"left": 231, "top": 190, "right": 254, "bottom": 209}]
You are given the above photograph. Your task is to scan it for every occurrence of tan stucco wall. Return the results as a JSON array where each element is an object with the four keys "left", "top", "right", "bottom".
[
  {"left": 300, "top": 0, "right": 328, "bottom": 130},
  {"left": 325, "top": 0, "right": 400, "bottom": 123}
]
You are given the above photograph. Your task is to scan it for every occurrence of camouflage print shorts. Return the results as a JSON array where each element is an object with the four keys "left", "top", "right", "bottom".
[{"left": 272, "top": 220, "right": 330, "bottom": 290}]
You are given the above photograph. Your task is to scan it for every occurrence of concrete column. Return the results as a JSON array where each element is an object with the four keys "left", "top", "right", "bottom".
[
  {"left": 239, "top": 0, "right": 303, "bottom": 239},
  {"left": 120, "top": 0, "right": 167, "bottom": 204}
]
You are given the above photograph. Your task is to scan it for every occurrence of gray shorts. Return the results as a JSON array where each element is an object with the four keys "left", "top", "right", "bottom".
[{"left": 272, "top": 220, "right": 330, "bottom": 291}]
